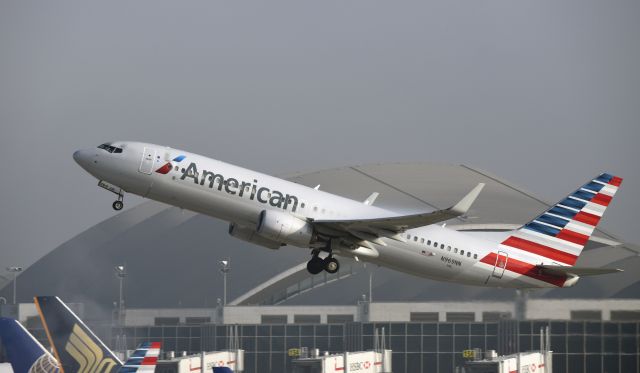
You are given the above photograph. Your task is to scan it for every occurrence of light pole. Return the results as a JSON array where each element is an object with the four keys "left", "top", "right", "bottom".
[
  {"left": 114, "top": 265, "right": 127, "bottom": 326},
  {"left": 218, "top": 259, "right": 231, "bottom": 306},
  {"left": 6, "top": 267, "right": 23, "bottom": 305}
]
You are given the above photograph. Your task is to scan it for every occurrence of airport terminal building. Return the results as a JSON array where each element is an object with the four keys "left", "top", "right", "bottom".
[
  {"left": 2, "top": 163, "right": 639, "bottom": 373},
  {"left": 96, "top": 300, "right": 638, "bottom": 373}
]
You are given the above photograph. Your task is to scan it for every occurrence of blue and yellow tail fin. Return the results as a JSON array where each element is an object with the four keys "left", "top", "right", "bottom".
[{"left": 34, "top": 296, "right": 122, "bottom": 373}]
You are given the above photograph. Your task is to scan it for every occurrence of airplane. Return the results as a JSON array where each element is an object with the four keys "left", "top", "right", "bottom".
[
  {"left": 73, "top": 141, "right": 623, "bottom": 288},
  {"left": 34, "top": 296, "right": 160, "bottom": 373},
  {"left": 0, "top": 317, "right": 59, "bottom": 373}
]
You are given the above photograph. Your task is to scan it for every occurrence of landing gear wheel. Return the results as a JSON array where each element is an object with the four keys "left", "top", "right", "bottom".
[
  {"left": 306, "top": 256, "right": 324, "bottom": 275},
  {"left": 324, "top": 257, "right": 340, "bottom": 274},
  {"left": 112, "top": 200, "right": 124, "bottom": 211}
]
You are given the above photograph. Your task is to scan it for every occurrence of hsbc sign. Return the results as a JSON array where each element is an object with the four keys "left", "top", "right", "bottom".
[
  {"left": 348, "top": 360, "right": 373, "bottom": 371},
  {"left": 330, "top": 352, "right": 379, "bottom": 373}
]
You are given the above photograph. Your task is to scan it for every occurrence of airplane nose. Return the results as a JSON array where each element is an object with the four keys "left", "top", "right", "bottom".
[{"left": 73, "top": 149, "right": 93, "bottom": 169}]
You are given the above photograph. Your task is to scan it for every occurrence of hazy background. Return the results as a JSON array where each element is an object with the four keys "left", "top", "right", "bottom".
[{"left": 1, "top": 1, "right": 639, "bottom": 272}]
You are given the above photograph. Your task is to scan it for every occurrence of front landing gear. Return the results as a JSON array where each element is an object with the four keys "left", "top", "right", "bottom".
[
  {"left": 98, "top": 180, "right": 125, "bottom": 211},
  {"left": 306, "top": 251, "right": 341, "bottom": 275},
  {"left": 111, "top": 190, "right": 124, "bottom": 210},
  {"left": 112, "top": 200, "right": 124, "bottom": 211}
]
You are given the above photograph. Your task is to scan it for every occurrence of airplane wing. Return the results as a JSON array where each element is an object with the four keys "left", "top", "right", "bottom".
[
  {"left": 537, "top": 265, "right": 623, "bottom": 277},
  {"left": 311, "top": 183, "right": 485, "bottom": 244}
]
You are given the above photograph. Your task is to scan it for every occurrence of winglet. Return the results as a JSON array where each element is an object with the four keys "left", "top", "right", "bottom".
[
  {"left": 450, "top": 183, "right": 485, "bottom": 215},
  {"left": 364, "top": 192, "right": 380, "bottom": 205}
]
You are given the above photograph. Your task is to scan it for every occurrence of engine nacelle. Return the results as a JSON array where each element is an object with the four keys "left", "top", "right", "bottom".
[
  {"left": 256, "top": 210, "right": 314, "bottom": 247},
  {"left": 228, "top": 223, "right": 282, "bottom": 250}
]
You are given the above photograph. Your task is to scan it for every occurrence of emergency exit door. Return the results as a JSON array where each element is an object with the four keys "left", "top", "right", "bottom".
[
  {"left": 139, "top": 147, "right": 156, "bottom": 174},
  {"left": 492, "top": 251, "right": 508, "bottom": 279}
]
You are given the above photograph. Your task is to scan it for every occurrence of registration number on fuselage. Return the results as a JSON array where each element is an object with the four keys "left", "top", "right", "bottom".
[{"left": 441, "top": 256, "right": 462, "bottom": 268}]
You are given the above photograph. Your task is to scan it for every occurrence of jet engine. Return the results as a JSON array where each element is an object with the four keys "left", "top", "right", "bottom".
[
  {"left": 228, "top": 223, "right": 283, "bottom": 250},
  {"left": 256, "top": 210, "right": 314, "bottom": 247}
]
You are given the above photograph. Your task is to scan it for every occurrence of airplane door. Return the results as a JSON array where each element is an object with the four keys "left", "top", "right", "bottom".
[
  {"left": 492, "top": 251, "right": 508, "bottom": 279},
  {"left": 139, "top": 147, "right": 156, "bottom": 174}
]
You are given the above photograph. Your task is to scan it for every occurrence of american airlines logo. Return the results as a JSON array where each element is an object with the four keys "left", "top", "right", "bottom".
[
  {"left": 155, "top": 155, "right": 186, "bottom": 174},
  {"left": 179, "top": 162, "right": 300, "bottom": 212},
  {"left": 65, "top": 324, "right": 117, "bottom": 373}
]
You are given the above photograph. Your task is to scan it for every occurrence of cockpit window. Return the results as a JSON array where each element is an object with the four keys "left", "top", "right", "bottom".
[{"left": 98, "top": 143, "right": 123, "bottom": 153}]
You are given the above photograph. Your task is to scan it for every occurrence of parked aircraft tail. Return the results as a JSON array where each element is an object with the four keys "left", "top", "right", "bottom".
[
  {"left": 120, "top": 342, "right": 162, "bottom": 373},
  {"left": 0, "top": 317, "right": 59, "bottom": 373},
  {"left": 34, "top": 296, "right": 162, "bottom": 373},
  {"left": 34, "top": 296, "right": 122, "bottom": 373}
]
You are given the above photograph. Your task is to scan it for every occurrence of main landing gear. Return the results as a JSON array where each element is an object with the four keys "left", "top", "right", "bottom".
[{"left": 306, "top": 250, "right": 340, "bottom": 275}]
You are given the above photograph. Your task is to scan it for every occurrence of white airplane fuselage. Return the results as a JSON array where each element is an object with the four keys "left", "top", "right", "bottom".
[{"left": 74, "top": 141, "right": 609, "bottom": 289}]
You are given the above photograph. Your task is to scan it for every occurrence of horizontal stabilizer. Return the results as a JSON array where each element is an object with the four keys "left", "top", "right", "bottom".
[{"left": 538, "top": 265, "right": 623, "bottom": 277}]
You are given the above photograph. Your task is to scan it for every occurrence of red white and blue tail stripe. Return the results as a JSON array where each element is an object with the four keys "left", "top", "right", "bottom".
[
  {"left": 502, "top": 173, "right": 622, "bottom": 266},
  {"left": 119, "top": 342, "right": 161, "bottom": 373}
]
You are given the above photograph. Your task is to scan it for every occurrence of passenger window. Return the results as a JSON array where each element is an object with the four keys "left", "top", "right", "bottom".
[
  {"left": 474, "top": 254, "right": 478, "bottom": 259},
  {"left": 445, "top": 245, "right": 449, "bottom": 251},
  {"left": 467, "top": 252, "right": 471, "bottom": 257},
  {"left": 414, "top": 236, "right": 418, "bottom": 242},
  {"left": 427, "top": 240, "right": 431, "bottom": 245},
  {"left": 453, "top": 247, "right": 457, "bottom": 253},
  {"left": 174, "top": 166, "right": 179, "bottom": 171},
  {"left": 433, "top": 242, "right": 438, "bottom": 247},
  {"left": 420, "top": 238, "right": 424, "bottom": 244},
  {"left": 407, "top": 234, "right": 411, "bottom": 239},
  {"left": 301, "top": 203, "right": 306, "bottom": 208},
  {"left": 460, "top": 250, "right": 464, "bottom": 255},
  {"left": 314, "top": 206, "right": 318, "bottom": 212}
]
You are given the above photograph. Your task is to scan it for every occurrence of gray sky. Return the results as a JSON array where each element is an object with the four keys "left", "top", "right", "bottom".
[{"left": 1, "top": 1, "right": 639, "bottom": 270}]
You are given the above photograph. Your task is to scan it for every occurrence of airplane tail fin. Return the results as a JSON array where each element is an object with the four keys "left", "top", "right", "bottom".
[
  {"left": 502, "top": 173, "right": 622, "bottom": 265},
  {"left": 34, "top": 296, "right": 122, "bottom": 373},
  {"left": 0, "top": 317, "right": 59, "bottom": 373},
  {"left": 120, "top": 342, "right": 162, "bottom": 373}
]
